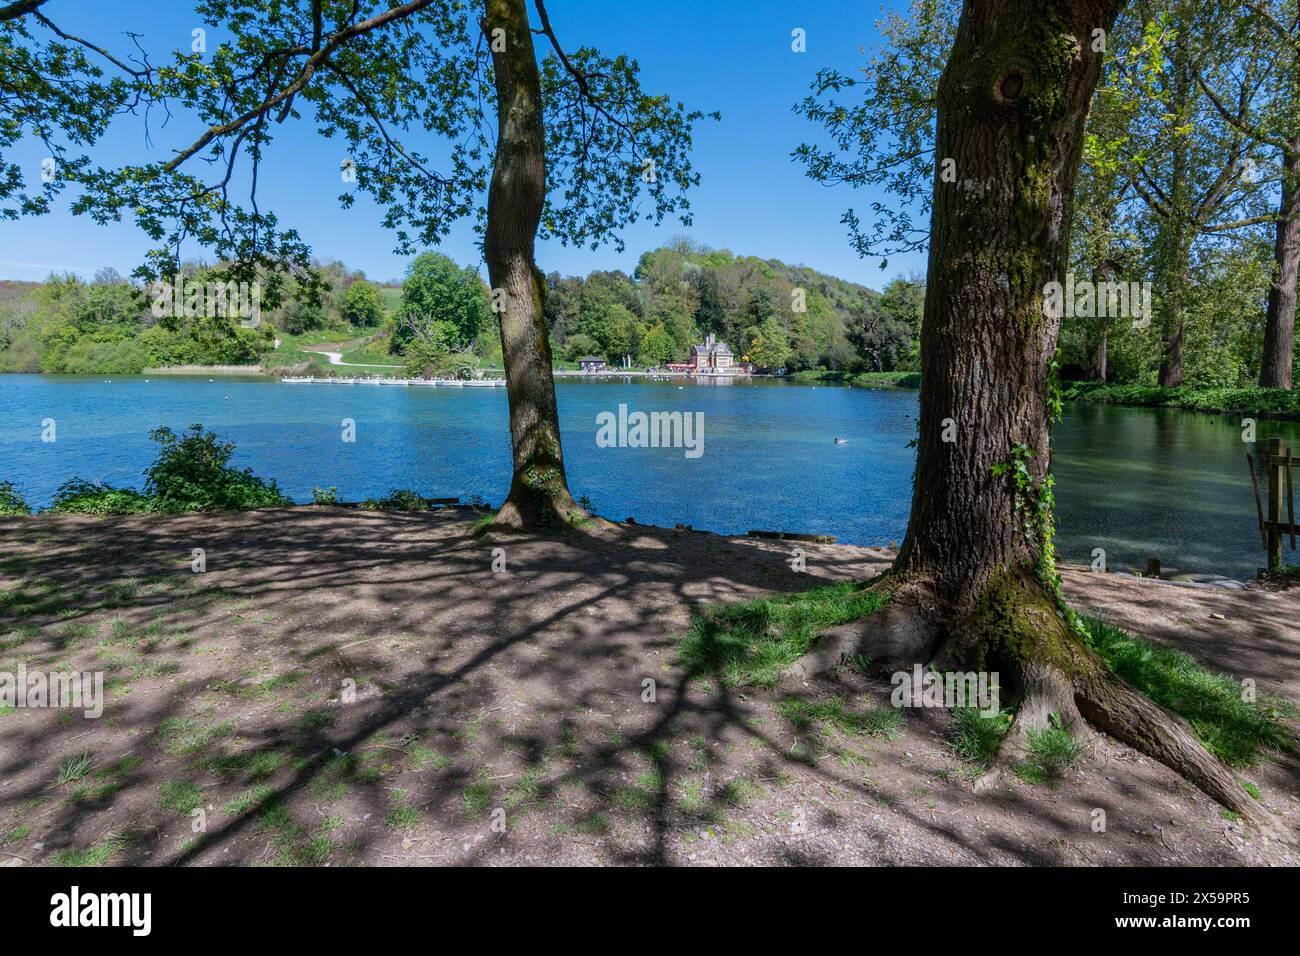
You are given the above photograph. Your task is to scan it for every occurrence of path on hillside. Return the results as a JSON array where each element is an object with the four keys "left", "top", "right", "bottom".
[{"left": 304, "top": 340, "right": 403, "bottom": 368}]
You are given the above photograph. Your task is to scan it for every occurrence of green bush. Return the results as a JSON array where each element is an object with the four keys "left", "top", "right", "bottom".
[
  {"left": 62, "top": 338, "right": 149, "bottom": 375},
  {"left": 0, "top": 481, "right": 31, "bottom": 515},
  {"left": 360, "top": 489, "right": 427, "bottom": 511},
  {"left": 48, "top": 479, "right": 151, "bottom": 514},
  {"left": 311, "top": 485, "right": 340, "bottom": 505},
  {"left": 144, "top": 425, "right": 289, "bottom": 512}
]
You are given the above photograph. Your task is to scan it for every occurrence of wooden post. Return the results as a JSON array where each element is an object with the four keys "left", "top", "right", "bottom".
[{"left": 1267, "top": 437, "right": 1285, "bottom": 571}]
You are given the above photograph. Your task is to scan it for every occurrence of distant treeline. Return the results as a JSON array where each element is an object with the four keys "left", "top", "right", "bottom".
[
  {"left": 0, "top": 261, "right": 392, "bottom": 374},
  {"left": 544, "top": 238, "right": 924, "bottom": 372},
  {"left": 0, "top": 243, "right": 928, "bottom": 375}
]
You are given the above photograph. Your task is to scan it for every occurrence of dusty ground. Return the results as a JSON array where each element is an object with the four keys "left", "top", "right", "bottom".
[{"left": 0, "top": 508, "right": 1296, "bottom": 867}]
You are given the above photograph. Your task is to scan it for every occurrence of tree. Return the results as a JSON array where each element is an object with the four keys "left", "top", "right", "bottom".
[
  {"left": 1115, "top": 1, "right": 1275, "bottom": 386},
  {"left": 2, "top": 0, "right": 714, "bottom": 530},
  {"left": 638, "top": 324, "right": 676, "bottom": 365},
  {"left": 747, "top": 316, "right": 789, "bottom": 370},
  {"left": 846, "top": 299, "right": 911, "bottom": 372},
  {"left": 403, "top": 324, "right": 477, "bottom": 379},
  {"left": 802, "top": 0, "right": 1275, "bottom": 829},
  {"left": 1208, "top": 0, "right": 1300, "bottom": 388},
  {"left": 390, "top": 252, "right": 488, "bottom": 353},
  {"left": 340, "top": 279, "right": 384, "bottom": 328}
]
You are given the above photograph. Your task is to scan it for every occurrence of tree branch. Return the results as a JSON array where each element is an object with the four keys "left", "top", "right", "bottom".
[
  {"left": 164, "top": 0, "right": 440, "bottom": 171},
  {"left": 0, "top": 0, "right": 46, "bottom": 23}
]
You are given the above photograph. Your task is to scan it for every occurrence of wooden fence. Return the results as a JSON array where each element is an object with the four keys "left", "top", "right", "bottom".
[{"left": 1248, "top": 436, "right": 1297, "bottom": 570}]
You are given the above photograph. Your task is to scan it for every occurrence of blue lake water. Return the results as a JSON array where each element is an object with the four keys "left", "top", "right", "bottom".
[{"left": 2, "top": 373, "right": 1297, "bottom": 578}]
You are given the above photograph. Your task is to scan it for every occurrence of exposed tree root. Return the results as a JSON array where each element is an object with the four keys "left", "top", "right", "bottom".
[
  {"left": 1074, "top": 668, "right": 1283, "bottom": 836},
  {"left": 796, "top": 567, "right": 1289, "bottom": 839}
]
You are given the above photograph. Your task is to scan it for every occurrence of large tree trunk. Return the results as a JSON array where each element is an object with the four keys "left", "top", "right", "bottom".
[
  {"left": 892, "top": 0, "right": 1110, "bottom": 614},
  {"left": 821, "top": 0, "right": 1277, "bottom": 831},
  {"left": 482, "top": 0, "right": 585, "bottom": 529},
  {"left": 1260, "top": 138, "right": 1300, "bottom": 390}
]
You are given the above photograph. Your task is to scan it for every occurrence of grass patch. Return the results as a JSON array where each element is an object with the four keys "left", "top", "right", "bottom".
[
  {"left": 407, "top": 746, "right": 453, "bottom": 772},
  {"left": 61, "top": 782, "right": 123, "bottom": 805},
  {"left": 613, "top": 771, "right": 663, "bottom": 812},
  {"left": 777, "top": 694, "right": 904, "bottom": 739},
  {"left": 949, "top": 707, "right": 1013, "bottom": 766},
  {"left": 157, "top": 717, "right": 235, "bottom": 757},
  {"left": 679, "top": 582, "right": 889, "bottom": 687},
  {"left": 49, "top": 836, "right": 121, "bottom": 866},
  {"left": 255, "top": 802, "right": 332, "bottom": 866},
  {"left": 386, "top": 804, "right": 420, "bottom": 831},
  {"left": 57, "top": 752, "right": 94, "bottom": 785},
  {"left": 1083, "top": 615, "right": 1295, "bottom": 767},
  {"left": 1013, "top": 722, "right": 1084, "bottom": 785},
  {"left": 159, "top": 779, "right": 204, "bottom": 814},
  {"left": 222, "top": 785, "right": 276, "bottom": 816},
  {"left": 459, "top": 775, "right": 496, "bottom": 818}
]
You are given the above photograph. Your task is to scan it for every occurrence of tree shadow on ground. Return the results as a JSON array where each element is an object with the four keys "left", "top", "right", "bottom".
[{"left": 1, "top": 508, "right": 1294, "bottom": 866}]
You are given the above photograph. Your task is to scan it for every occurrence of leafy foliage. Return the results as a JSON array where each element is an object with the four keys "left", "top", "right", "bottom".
[
  {"left": 3, "top": 1, "right": 714, "bottom": 315},
  {"left": 339, "top": 279, "right": 384, "bottom": 328},
  {"left": 544, "top": 239, "right": 917, "bottom": 370},
  {"left": 144, "top": 425, "right": 289, "bottom": 512},
  {"left": 391, "top": 252, "right": 489, "bottom": 353},
  {"left": 48, "top": 479, "right": 151, "bottom": 514},
  {"left": 0, "top": 480, "right": 31, "bottom": 515}
]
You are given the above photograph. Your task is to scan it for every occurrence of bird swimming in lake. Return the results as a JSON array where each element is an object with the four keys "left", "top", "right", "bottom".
[{"left": 834, "top": 437, "right": 848, "bottom": 444}]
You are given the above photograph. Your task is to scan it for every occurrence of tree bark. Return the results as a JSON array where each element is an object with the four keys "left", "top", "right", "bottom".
[
  {"left": 822, "top": 0, "right": 1278, "bottom": 830},
  {"left": 1156, "top": 36, "right": 1194, "bottom": 389},
  {"left": 1086, "top": 259, "right": 1114, "bottom": 381},
  {"left": 893, "top": 0, "right": 1112, "bottom": 613},
  {"left": 482, "top": 0, "right": 584, "bottom": 529},
  {"left": 1260, "top": 137, "right": 1300, "bottom": 390}
]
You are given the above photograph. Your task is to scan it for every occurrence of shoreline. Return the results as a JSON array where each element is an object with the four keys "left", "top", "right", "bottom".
[
  {"left": 1062, "top": 381, "right": 1300, "bottom": 421},
  {"left": 7, "top": 367, "right": 1300, "bottom": 423}
]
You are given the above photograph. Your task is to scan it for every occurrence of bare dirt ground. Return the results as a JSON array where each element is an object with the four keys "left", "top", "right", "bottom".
[{"left": 1, "top": 509, "right": 1296, "bottom": 866}]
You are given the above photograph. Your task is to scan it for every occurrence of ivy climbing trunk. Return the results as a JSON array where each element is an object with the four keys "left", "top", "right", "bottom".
[
  {"left": 1260, "top": 136, "right": 1300, "bottom": 390},
  {"left": 483, "top": 0, "right": 583, "bottom": 529},
  {"left": 827, "top": 0, "right": 1278, "bottom": 830}
]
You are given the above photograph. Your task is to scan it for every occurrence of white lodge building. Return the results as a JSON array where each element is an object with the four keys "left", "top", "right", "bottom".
[{"left": 689, "top": 333, "right": 735, "bottom": 374}]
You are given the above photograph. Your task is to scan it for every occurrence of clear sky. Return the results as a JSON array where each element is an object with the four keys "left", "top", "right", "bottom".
[{"left": 0, "top": 0, "right": 923, "bottom": 289}]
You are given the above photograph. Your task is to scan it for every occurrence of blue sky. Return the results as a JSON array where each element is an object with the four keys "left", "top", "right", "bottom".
[{"left": 0, "top": 0, "right": 923, "bottom": 289}]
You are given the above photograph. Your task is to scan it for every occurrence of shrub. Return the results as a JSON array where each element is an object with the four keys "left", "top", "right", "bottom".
[
  {"left": 144, "top": 425, "right": 289, "bottom": 512},
  {"left": 311, "top": 485, "right": 340, "bottom": 505},
  {"left": 0, "top": 481, "right": 31, "bottom": 515},
  {"left": 48, "top": 479, "right": 151, "bottom": 514},
  {"left": 360, "top": 489, "right": 427, "bottom": 511}
]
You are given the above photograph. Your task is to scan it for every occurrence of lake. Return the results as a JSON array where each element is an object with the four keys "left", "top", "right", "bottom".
[{"left": 2, "top": 373, "right": 1296, "bottom": 578}]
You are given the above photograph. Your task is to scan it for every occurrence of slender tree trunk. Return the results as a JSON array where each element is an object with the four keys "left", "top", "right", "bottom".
[
  {"left": 1157, "top": 40, "right": 1194, "bottom": 388},
  {"left": 1086, "top": 259, "right": 1114, "bottom": 381},
  {"left": 1086, "top": 321, "right": 1108, "bottom": 381},
  {"left": 1260, "top": 138, "right": 1300, "bottom": 389},
  {"left": 482, "top": 0, "right": 584, "bottom": 529},
  {"left": 813, "top": 0, "right": 1276, "bottom": 830}
]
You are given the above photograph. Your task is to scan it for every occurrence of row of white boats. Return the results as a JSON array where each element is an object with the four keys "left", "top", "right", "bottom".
[{"left": 281, "top": 376, "right": 506, "bottom": 387}]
